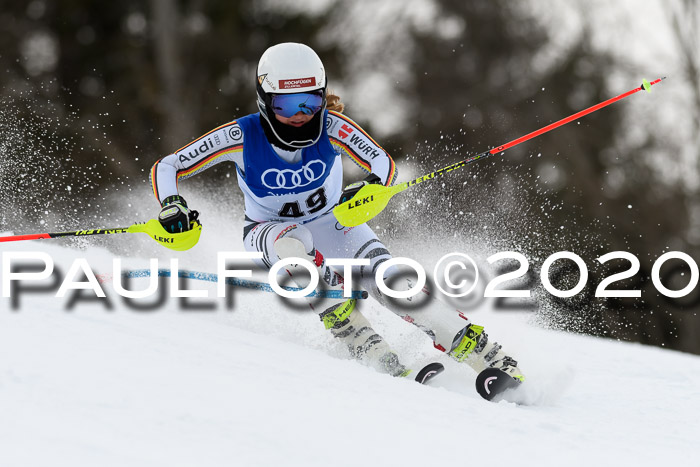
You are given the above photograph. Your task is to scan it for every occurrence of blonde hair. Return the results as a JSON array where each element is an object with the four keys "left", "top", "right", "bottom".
[{"left": 326, "top": 90, "right": 345, "bottom": 113}]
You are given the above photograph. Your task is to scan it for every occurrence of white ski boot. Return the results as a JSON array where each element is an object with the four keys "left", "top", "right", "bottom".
[
  {"left": 449, "top": 324, "right": 524, "bottom": 382},
  {"left": 371, "top": 276, "right": 524, "bottom": 382},
  {"left": 273, "top": 236, "right": 443, "bottom": 382}
]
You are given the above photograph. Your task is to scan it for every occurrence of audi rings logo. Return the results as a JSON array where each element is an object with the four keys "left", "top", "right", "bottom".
[{"left": 261, "top": 160, "right": 326, "bottom": 189}]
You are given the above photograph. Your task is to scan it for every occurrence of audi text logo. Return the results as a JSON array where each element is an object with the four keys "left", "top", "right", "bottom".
[{"left": 261, "top": 160, "right": 326, "bottom": 189}]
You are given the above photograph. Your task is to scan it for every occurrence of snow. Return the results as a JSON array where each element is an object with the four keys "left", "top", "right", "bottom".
[{"left": 1, "top": 237, "right": 699, "bottom": 466}]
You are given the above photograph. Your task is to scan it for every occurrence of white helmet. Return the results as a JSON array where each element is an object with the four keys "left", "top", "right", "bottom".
[{"left": 256, "top": 43, "right": 327, "bottom": 149}]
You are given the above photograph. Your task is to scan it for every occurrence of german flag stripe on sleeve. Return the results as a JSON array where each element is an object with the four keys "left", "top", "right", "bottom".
[
  {"left": 150, "top": 160, "right": 161, "bottom": 201},
  {"left": 331, "top": 140, "right": 371, "bottom": 172},
  {"left": 329, "top": 111, "right": 385, "bottom": 148},
  {"left": 385, "top": 154, "right": 396, "bottom": 186},
  {"left": 176, "top": 145, "right": 243, "bottom": 180},
  {"left": 328, "top": 111, "right": 396, "bottom": 186},
  {"left": 174, "top": 121, "right": 237, "bottom": 153}
]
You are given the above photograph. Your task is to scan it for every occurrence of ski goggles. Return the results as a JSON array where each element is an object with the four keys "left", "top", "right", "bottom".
[{"left": 270, "top": 92, "right": 324, "bottom": 118}]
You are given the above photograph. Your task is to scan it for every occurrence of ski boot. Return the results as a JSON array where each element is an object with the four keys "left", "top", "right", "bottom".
[
  {"left": 319, "top": 296, "right": 443, "bottom": 383},
  {"left": 449, "top": 324, "right": 524, "bottom": 382},
  {"left": 274, "top": 236, "right": 444, "bottom": 384}
]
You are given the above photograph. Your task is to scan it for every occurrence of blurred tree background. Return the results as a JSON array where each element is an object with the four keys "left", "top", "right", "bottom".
[{"left": 0, "top": 0, "right": 698, "bottom": 353}]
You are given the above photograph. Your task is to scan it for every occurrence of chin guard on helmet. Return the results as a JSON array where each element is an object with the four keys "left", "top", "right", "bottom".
[{"left": 256, "top": 42, "right": 327, "bottom": 149}]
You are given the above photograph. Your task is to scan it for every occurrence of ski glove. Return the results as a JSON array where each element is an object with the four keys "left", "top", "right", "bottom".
[
  {"left": 158, "top": 195, "right": 200, "bottom": 233},
  {"left": 338, "top": 173, "right": 382, "bottom": 204}
]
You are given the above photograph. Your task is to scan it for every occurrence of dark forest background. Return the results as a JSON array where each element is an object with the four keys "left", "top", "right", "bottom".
[{"left": 1, "top": 0, "right": 699, "bottom": 353}]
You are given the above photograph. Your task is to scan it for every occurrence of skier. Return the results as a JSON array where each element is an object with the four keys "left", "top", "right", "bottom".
[{"left": 150, "top": 42, "right": 523, "bottom": 385}]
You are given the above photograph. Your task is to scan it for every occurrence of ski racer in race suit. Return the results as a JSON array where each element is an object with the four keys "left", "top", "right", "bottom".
[{"left": 150, "top": 42, "right": 523, "bottom": 382}]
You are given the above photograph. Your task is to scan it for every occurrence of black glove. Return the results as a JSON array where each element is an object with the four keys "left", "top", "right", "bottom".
[
  {"left": 338, "top": 173, "right": 382, "bottom": 204},
  {"left": 158, "top": 195, "right": 200, "bottom": 233}
]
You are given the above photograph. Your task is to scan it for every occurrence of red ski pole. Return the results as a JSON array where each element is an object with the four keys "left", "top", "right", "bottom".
[{"left": 334, "top": 77, "right": 666, "bottom": 227}]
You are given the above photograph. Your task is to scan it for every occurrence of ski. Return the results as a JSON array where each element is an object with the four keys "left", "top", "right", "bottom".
[
  {"left": 475, "top": 367, "right": 522, "bottom": 401},
  {"left": 414, "top": 362, "right": 445, "bottom": 384}
]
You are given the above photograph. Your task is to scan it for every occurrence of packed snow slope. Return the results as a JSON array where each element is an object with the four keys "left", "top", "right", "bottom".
[{"left": 1, "top": 226, "right": 699, "bottom": 467}]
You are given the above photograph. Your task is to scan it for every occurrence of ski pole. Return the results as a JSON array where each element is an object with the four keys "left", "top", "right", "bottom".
[
  {"left": 334, "top": 77, "right": 666, "bottom": 227},
  {"left": 0, "top": 227, "right": 131, "bottom": 242},
  {"left": 0, "top": 219, "right": 202, "bottom": 251},
  {"left": 107, "top": 268, "right": 368, "bottom": 300}
]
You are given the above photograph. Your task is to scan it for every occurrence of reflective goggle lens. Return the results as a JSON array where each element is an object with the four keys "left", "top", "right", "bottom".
[{"left": 270, "top": 92, "right": 323, "bottom": 118}]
